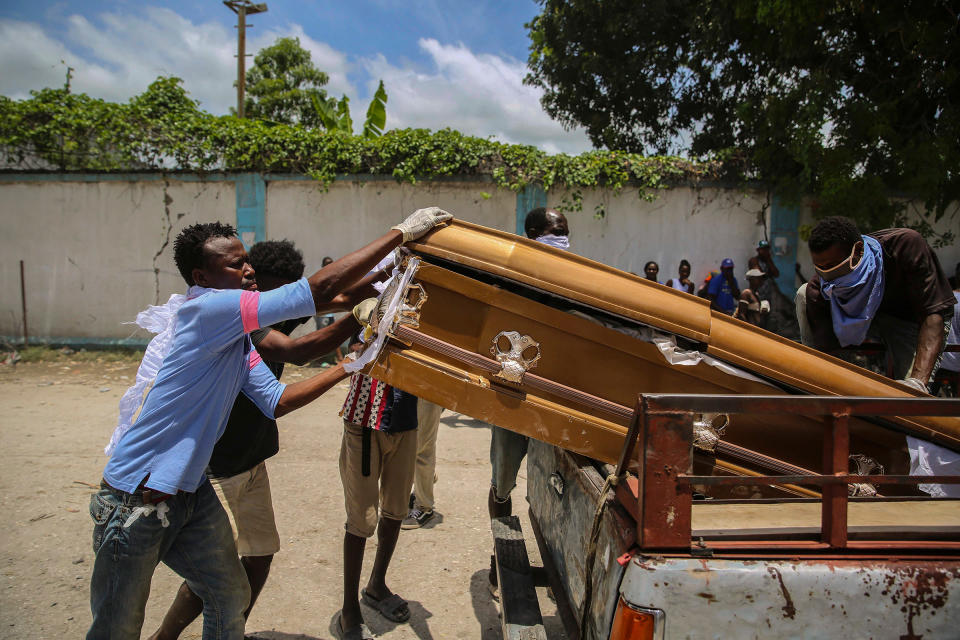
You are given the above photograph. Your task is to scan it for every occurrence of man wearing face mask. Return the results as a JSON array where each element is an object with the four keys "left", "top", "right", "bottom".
[
  {"left": 795, "top": 216, "right": 954, "bottom": 392},
  {"left": 523, "top": 206, "right": 570, "bottom": 250}
]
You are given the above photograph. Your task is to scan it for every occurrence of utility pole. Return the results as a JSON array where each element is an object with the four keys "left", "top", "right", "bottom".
[{"left": 223, "top": 1, "right": 268, "bottom": 118}]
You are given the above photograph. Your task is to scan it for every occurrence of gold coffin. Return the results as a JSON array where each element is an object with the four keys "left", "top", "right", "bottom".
[{"left": 368, "top": 220, "right": 960, "bottom": 479}]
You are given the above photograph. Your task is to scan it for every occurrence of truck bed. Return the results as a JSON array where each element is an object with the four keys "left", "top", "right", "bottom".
[{"left": 528, "top": 439, "right": 960, "bottom": 640}]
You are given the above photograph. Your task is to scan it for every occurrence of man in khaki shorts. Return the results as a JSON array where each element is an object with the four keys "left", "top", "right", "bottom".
[
  {"left": 336, "top": 370, "right": 422, "bottom": 640},
  {"left": 148, "top": 239, "right": 367, "bottom": 640}
]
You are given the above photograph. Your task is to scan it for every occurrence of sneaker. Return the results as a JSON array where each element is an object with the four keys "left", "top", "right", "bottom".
[{"left": 401, "top": 507, "right": 434, "bottom": 529}]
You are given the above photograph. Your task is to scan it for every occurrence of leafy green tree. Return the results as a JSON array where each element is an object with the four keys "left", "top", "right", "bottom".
[
  {"left": 313, "top": 94, "right": 352, "bottom": 134},
  {"left": 526, "top": 0, "right": 960, "bottom": 232},
  {"left": 362, "top": 80, "right": 388, "bottom": 138},
  {"left": 242, "top": 36, "right": 331, "bottom": 127},
  {"left": 131, "top": 76, "right": 199, "bottom": 121},
  {"left": 313, "top": 80, "right": 388, "bottom": 139}
]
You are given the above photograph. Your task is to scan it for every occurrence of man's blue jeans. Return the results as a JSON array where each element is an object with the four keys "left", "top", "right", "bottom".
[{"left": 87, "top": 478, "right": 250, "bottom": 640}]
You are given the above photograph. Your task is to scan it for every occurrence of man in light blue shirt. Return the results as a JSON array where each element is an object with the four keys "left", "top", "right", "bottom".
[{"left": 88, "top": 207, "right": 451, "bottom": 640}]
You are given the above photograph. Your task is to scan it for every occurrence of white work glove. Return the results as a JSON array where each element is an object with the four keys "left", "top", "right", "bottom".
[
  {"left": 759, "top": 300, "right": 770, "bottom": 313},
  {"left": 391, "top": 207, "right": 453, "bottom": 243},
  {"left": 898, "top": 377, "right": 928, "bottom": 393}
]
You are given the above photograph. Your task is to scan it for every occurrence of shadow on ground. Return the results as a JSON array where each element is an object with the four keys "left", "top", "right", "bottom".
[
  {"left": 441, "top": 414, "right": 490, "bottom": 430},
  {"left": 247, "top": 631, "right": 324, "bottom": 640},
  {"left": 469, "top": 569, "right": 503, "bottom": 639},
  {"left": 419, "top": 510, "right": 444, "bottom": 529}
]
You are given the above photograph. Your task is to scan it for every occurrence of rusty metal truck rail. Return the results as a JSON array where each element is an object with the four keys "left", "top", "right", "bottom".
[{"left": 619, "top": 394, "right": 960, "bottom": 554}]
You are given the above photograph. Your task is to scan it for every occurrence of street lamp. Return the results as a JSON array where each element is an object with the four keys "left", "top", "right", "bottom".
[{"left": 223, "top": 1, "right": 268, "bottom": 118}]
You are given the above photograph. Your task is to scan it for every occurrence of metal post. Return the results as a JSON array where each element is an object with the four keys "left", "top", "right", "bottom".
[
  {"left": 19, "top": 260, "right": 27, "bottom": 347},
  {"left": 821, "top": 412, "right": 849, "bottom": 547},
  {"left": 236, "top": 4, "right": 246, "bottom": 118},
  {"left": 637, "top": 398, "right": 693, "bottom": 550},
  {"left": 224, "top": 1, "right": 267, "bottom": 119}
]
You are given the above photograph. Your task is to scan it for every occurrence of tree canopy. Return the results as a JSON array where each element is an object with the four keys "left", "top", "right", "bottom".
[
  {"left": 526, "top": 0, "right": 960, "bottom": 230},
  {"left": 242, "top": 36, "right": 331, "bottom": 127}
]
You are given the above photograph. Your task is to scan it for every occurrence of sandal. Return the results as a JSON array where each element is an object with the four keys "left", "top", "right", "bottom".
[
  {"left": 335, "top": 610, "right": 374, "bottom": 640},
  {"left": 361, "top": 588, "right": 411, "bottom": 623}
]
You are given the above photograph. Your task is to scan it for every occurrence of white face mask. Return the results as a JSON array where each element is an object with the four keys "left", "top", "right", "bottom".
[{"left": 535, "top": 234, "right": 570, "bottom": 251}]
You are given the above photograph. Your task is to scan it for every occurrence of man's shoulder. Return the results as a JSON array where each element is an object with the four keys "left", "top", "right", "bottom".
[
  {"left": 184, "top": 288, "right": 242, "bottom": 315},
  {"left": 870, "top": 227, "right": 927, "bottom": 250}
]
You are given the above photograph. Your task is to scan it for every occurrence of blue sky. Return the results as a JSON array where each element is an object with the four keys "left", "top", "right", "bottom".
[{"left": 0, "top": 1, "right": 592, "bottom": 153}]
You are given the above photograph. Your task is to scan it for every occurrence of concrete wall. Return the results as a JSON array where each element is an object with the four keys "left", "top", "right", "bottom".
[
  {"left": 264, "top": 178, "right": 516, "bottom": 268},
  {"left": 557, "top": 185, "right": 771, "bottom": 284},
  {"left": 1, "top": 173, "right": 957, "bottom": 343},
  {"left": 1, "top": 176, "right": 234, "bottom": 343}
]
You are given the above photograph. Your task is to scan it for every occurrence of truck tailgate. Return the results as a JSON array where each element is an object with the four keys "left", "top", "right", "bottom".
[{"left": 620, "top": 555, "right": 959, "bottom": 639}]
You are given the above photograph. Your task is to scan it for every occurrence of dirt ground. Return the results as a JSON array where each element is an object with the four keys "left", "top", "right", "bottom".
[{"left": 0, "top": 356, "right": 566, "bottom": 639}]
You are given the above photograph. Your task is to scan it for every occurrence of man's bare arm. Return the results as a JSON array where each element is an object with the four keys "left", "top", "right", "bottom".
[
  {"left": 316, "top": 270, "right": 387, "bottom": 313},
  {"left": 910, "top": 312, "right": 947, "bottom": 386},
  {"left": 726, "top": 273, "right": 741, "bottom": 299},
  {"left": 256, "top": 315, "right": 360, "bottom": 366},
  {"left": 306, "top": 232, "right": 402, "bottom": 310},
  {"left": 305, "top": 207, "right": 452, "bottom": 311},
  {"left": 274, "top": 362, "right": 351, "bottom": 418},
  {"left": 761, "top": 254, "right": 780, "bottom": 278}
]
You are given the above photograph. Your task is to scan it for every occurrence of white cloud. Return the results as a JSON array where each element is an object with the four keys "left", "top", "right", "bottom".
[
  {"left": 364, "top": 38, "right": 593, "bottom": 154},
  {"left": 0, "top": 8, "right": 355, "bottom": 116},
  {"left": 0, "top": 20, "right": 77, "bottom": 98},
  {"left": 0, "top": 10, "right": 592, "bottom": 154}
]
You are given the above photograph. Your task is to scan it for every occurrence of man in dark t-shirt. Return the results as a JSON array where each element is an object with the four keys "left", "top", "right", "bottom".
[
  {"left": 795, "top": 216, "right": 954, "bottom": 391},
  {"left": 149, "top": 240, "right": 370, "bottom": 640},
  {"left": 206, "top": 316, "right": 305, "bottom": 479}
]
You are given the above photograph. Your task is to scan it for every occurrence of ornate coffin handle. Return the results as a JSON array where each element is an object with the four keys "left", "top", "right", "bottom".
[
  {"left": 396, "top": 283, "right": 427, "bottom": 329},
  {"left": 489, "top": 330, "right": 541, "bottom": 384}
]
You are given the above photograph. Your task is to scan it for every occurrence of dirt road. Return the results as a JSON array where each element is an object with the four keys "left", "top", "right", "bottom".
[{"left": 0, "top": 358, "right": 565, "bottom": 639}]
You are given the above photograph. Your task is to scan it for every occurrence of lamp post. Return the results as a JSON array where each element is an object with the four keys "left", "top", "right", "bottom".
[{"left": 223, "top": 1, "right": 268, "bottom": 118}]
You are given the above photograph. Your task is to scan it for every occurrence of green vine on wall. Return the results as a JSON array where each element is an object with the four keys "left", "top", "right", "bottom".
[{"left": 0, "top": 77, "right": 731, "bottom": 215}]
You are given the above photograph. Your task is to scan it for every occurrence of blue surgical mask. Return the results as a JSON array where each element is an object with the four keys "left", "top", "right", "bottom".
[{"left": 534, "top": 234, "right": 570, "bottom": 251}]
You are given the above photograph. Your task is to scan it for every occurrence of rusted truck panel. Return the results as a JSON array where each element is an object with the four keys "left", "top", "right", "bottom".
[
  {"left": 619, "top": 556, "right": 959, "bottom": 639},
  {"left": 524, "top": 394, "right": 959, "bottom": 640}
]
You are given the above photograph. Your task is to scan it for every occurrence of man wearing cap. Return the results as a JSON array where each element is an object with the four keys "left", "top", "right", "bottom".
[
  {"left": 795, "top": 216, "right": 953, "bottom": 392},
  {"left": 734, "top": 268, "right": 771, "bottom": 327},
  {"left": 748, "top": 240, "right": 779, "bottom": 281},
  {"left": 706, "top": 258, "right": 740, "bottom": 314},
  {"left": 745, "top": 239, "right": 803, "bottom": 339}
]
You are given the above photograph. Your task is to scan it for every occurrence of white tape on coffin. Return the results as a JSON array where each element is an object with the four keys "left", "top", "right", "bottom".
[{"left": 344, "top": 256, "right": 422, "bottom": 374}]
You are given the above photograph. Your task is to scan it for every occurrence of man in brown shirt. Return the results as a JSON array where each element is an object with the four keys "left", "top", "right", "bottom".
[{"left": 795, "top": 216, "right": 954, "bottom": 391}]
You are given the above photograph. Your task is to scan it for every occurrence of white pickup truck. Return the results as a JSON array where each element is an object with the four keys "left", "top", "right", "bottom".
[{"left": 504, "top": 394, "right": 960, "bottom": 640}]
